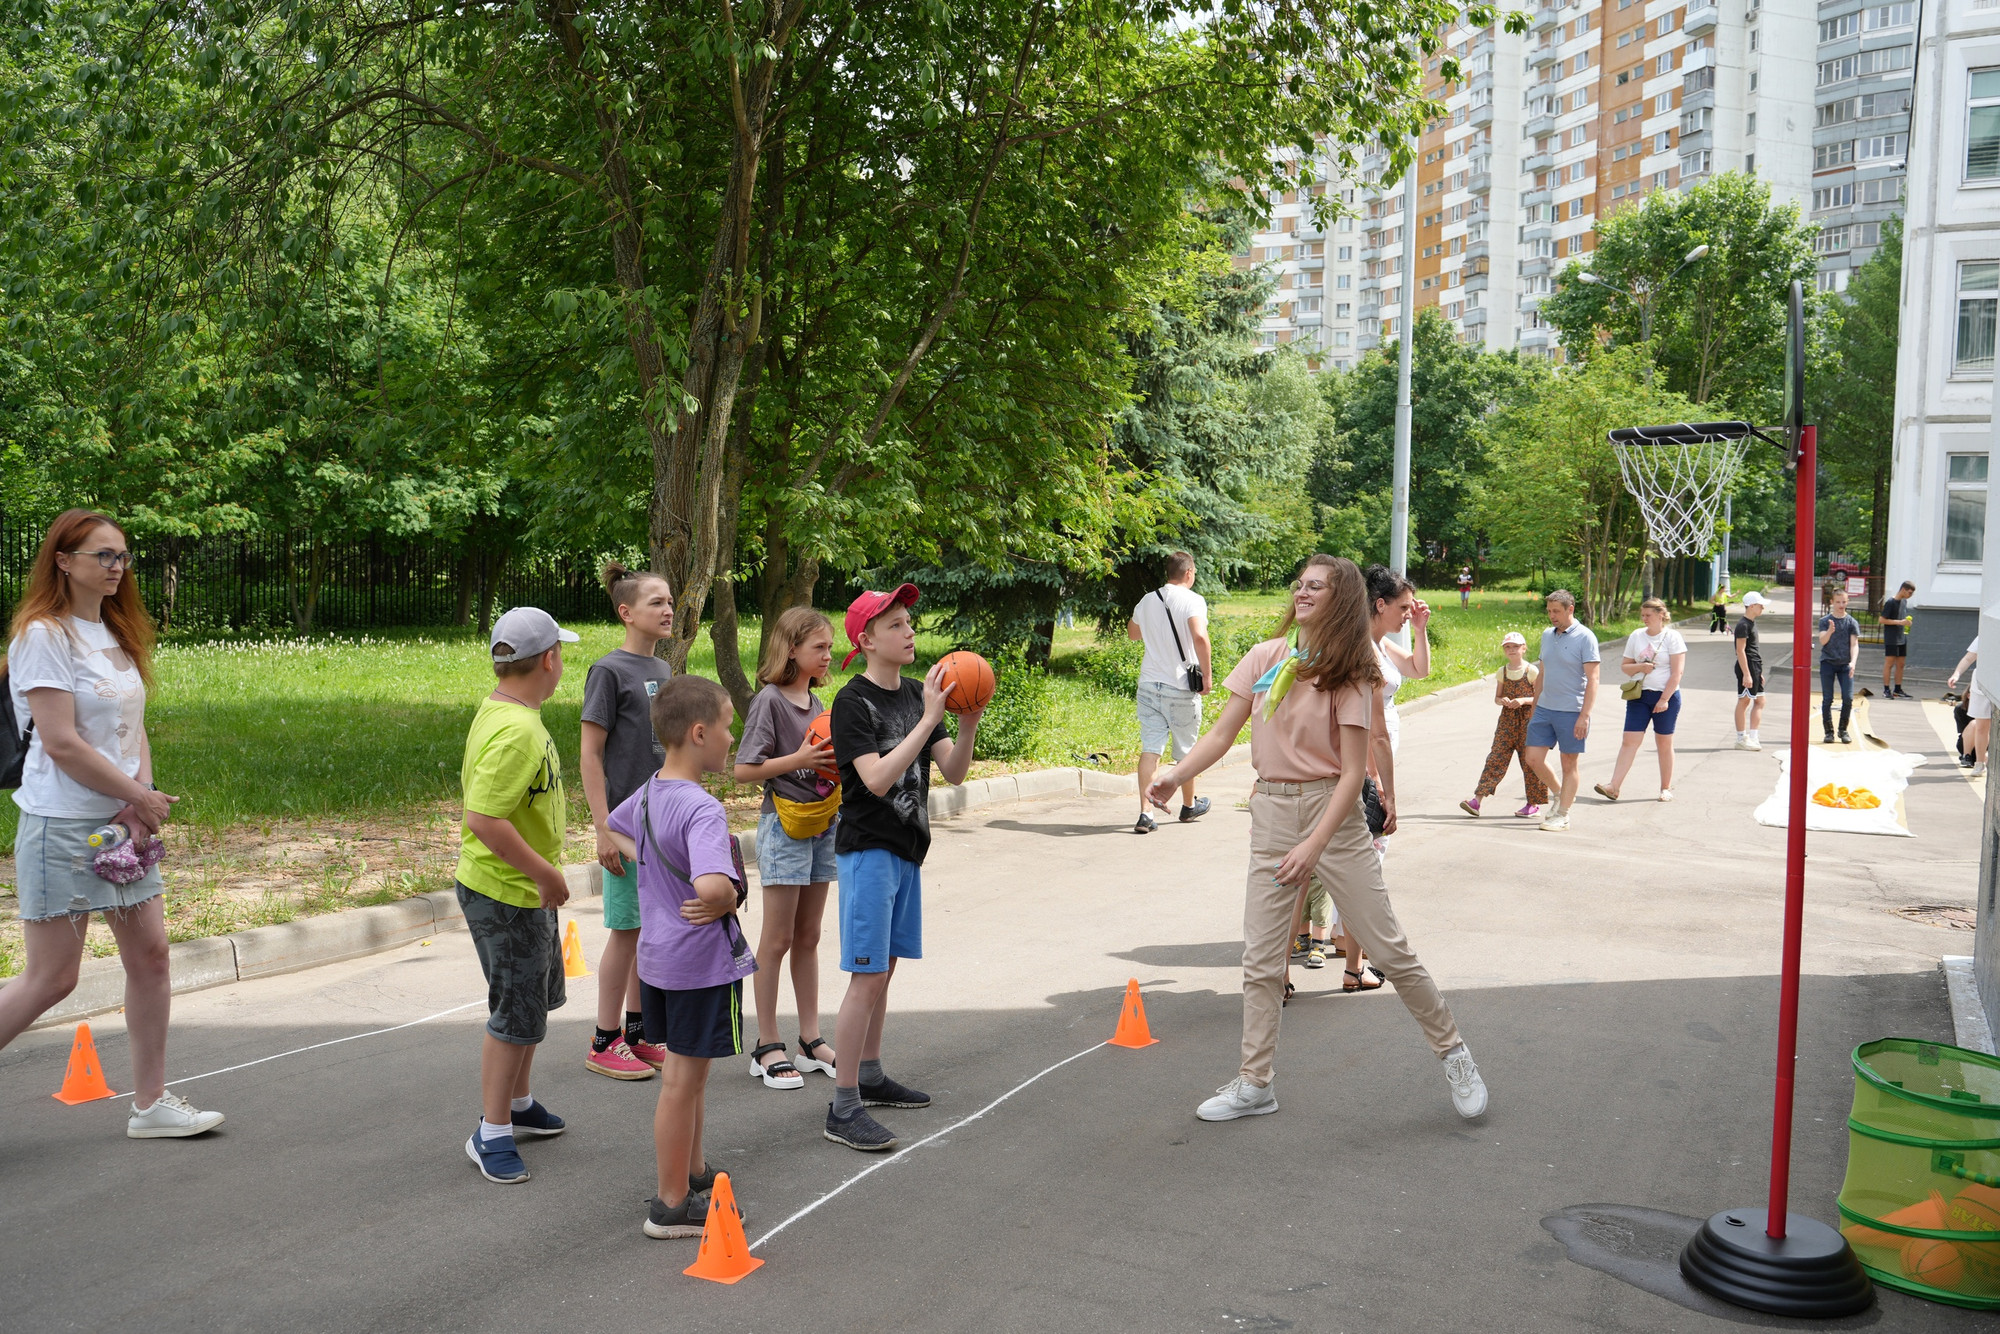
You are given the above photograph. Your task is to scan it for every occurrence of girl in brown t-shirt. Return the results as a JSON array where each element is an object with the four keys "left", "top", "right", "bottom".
[{"left": 1147, "top": 555, "right": 1489, "bottom": 1126}]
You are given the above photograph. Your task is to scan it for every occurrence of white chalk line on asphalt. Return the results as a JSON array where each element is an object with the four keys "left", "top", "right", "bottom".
[
  {"left": 748, "top": 1039, "right": 1110, "bottom": 1252},
  {"left": 117, "top": 999, "right": 485, "bottom": 1099}
]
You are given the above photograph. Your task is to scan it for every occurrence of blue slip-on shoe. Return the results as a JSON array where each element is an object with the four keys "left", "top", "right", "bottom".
[
  {"left": 466, "top": 1126, "right": 530, "bottom": 1183},
  {"left": 824, "top": 1103, "right": 899, "bottom": 1152},
  {"left": 511, "top": 1100, "right": 566, "bottom": 1138},
  {"left": 859, "top": 1075, "right": 931, "bottom": 1109},
  {"left": 1179, "top": 796, "right": 1212, "bottom": 823}
]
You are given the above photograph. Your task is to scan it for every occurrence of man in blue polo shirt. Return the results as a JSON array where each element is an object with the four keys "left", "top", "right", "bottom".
[{"left": 1523, "top": 589, "right": 1600, "bottom": 832}]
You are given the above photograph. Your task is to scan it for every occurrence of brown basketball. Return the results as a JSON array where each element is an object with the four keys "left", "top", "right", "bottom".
[
  {"left": 803, "top": 710, "right": 839, "bottom": 779},
  {"left": 936, "top": 651, "right": 996, "bottom": 714}
]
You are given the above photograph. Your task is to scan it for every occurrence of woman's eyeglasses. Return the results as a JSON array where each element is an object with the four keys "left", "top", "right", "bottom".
[
  {"left": 1290, "top": 579, "right": 1330, "bottom": 594},
  {"left": 68, "top": 549, "right": 135, "bottom": 570}
]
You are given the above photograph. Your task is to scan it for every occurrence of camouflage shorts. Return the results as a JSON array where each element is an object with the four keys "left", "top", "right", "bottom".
[{"left": 457, "top": 883, "right": 567, "bottom": 1045}]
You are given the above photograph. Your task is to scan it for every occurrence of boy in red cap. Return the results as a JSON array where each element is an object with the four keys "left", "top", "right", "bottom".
[{"left": 823, "top": 584, "right": 984, "bottom": 1151}]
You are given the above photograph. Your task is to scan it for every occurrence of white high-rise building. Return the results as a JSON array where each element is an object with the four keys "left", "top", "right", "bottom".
[{"left": 1242, "top": 138, "right": 1365, "bottom": 368}]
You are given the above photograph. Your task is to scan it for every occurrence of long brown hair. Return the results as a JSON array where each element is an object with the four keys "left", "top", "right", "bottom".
[
  {"left": 1275, "top": 555, "right": 1381, "bottom": 695},
  {"left": 4, "top": 509, "right": 156, "bottom": 686},
  {"left": 757, "top": 606, "right": 835, "bottom": 687}
]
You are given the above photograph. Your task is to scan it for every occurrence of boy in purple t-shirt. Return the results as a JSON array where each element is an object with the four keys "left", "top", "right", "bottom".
[{"left": 605, "top": 675, "right": 756, "bottom": 1241}]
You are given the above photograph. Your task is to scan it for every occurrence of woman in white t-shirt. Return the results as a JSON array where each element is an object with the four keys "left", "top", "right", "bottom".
[
  {"left": 1595, "top": 597, "right": 1688, "bottom": 803},
  {"left": 0, "top": 510, "right": 223, "bottom": 1138}
]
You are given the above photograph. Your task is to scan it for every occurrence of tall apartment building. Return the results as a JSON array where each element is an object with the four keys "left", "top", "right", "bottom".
[
  {"left": 1329, "top": 1, "right": 1809, "bottom": 360},
  {"left": 1242, "top": 139, "right": 1365, "bottom": 368},
  {"left": 1808, "top": 1, "right": 1918, "bottom": 292}
]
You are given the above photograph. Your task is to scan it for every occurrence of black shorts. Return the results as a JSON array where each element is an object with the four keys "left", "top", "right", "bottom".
[
  {"left": 458, "top": 883, "right": 566, "bottom": 1045},
  {"left": 641, "top": 979, "right": 744, "bottom": 1059},
  {"left": 1883, "top": 643, "right": 1907, "bottom": 658},
  {"left": 1735, "top": 664, "right": 1765, "bottom": 697}
]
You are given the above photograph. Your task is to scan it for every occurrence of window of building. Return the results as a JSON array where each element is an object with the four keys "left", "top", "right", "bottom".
[
  {"left": 1657, "top": 51, "right": 1675, "bottom": 74},
  {"left": 1818, "top": 12, "right": 1858, "bottom": 41},
  {"left": 1659, "top": 12, "right": 1676, "bottom": 33},
  {"left": 1656, "top": 130, "right": 1672, "bottom": 153},
  {"left": 1818, "top": 46, "right": 1911, "bottom": 87},
  {"left": 1747, "top": 112, "right": 1756, "bottom": 136},
  {"left": 1657, "top": 91, "right": 1675, "bottom": 113},
  {"left": 1617, "top": 28, "right": 1632, "bottom": 47},
  {"left": 1863, "top": 3, "right": 1915, "bottom": 31},
  {"left": 1613, "top": 145, "right": 1628, "bottom": 162},
  {"left": 1971, "top": 69, "right": 2000, "bottom": 180},
  {"left": 1568, "top": 235, "right": 1585, "bottom": 255},
  {"left": 1569, "top": 197, "right": 1586, "bottom": 217},
  {"left": 1819, "top": 98, "right": 1856, "bottom": 127},
  {"left": 1336, "top": 274, "right": 1351, "bottom": 289},
  {"left": 1814, "top": 226, "right": 1851, "bottom": 254},
  {"left": 1572, "top": 89, "right": 1590, "bottom": 110},
  {"left": 1570, "top": 161, "right": 1586, "bottom": 181},
  {"left": 1860, "top": 175, "right": 1903, "bottom": 204},
  {"left": 1956, "top": 260, "right": 1998, "bottom": 375},
  {"left": 1749, "top": 29, "right": 1758, "bottom": 50},
  {"left": 1812, "top": 183, "right": 1855, "bottom": 211},
  {"left": 1654, "top": 169, "right": 1672, "bottom": 187},
  {"left": 1337, "top": 246, "right": 1352, "bottom": 260},
  {"left": 1857, "top": 133, "right": 1904, "bottom": 162},
  {"left": 1815, "top": 140, "right": 1855, "bottom": 170},
  {"left": 1334, "top": 331, "right": 1351, "bottom": 348},
  {"left": 1746, "top": 152, "right": 1756, "bottom": 175},
  {"left": 1944, "top": 454, "right": 1989, "bottom": 564},
  {"left": 1336, "top": 303, "right": 1351, "bottom": 317}
]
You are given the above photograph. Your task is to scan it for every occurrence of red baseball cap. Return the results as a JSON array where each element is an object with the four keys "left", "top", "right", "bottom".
[{"left": 842, "top": 584, "right": 920, "bottom": 669}]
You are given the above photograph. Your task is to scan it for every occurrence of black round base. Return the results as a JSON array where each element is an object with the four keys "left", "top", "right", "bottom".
[{"left": 1680, "top": 1209, "right": 1873, "bottom": 1319}]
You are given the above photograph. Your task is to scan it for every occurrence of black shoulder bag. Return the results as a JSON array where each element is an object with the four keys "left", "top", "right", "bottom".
[
  {"left": 1155, "top": 589, "right": 1205, "bottom": 693},
  {"left": 0, "top": 666, "right": 32, "bottom": 790}
]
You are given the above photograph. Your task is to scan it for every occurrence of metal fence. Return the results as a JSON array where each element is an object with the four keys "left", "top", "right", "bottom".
[{"left": 0, "top": 514, "right": 607, "bottom": 634}]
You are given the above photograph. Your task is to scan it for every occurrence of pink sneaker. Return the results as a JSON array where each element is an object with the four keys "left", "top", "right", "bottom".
[
  {"left": 1459, "top": 797, "right": 1482, "bottom": 816},
  {"left": 585, "top": 1040, "right": 656, "bottom": 1081},
  {"left": 1515, "top": 803, "right": 1541, "bottom": 819},
  {"left": 627, "top": 1037, "right": 667, "bottom": 1070}
]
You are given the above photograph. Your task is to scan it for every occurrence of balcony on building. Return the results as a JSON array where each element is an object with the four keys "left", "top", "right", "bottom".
[
  {"left": 1520, "top": 325, "right": 1552, "bottom": 346},
  {"left": 1359, "top": 242, "right": 1380, "bottom": 263},
  {"left": 1520, "top": 255, "right": 1553, "bottom": 279},
  {"left": 1522, "top": 148, "right": 1553, "bottom": 174},
  {"left": 1465, "top": 238, "right": 1491, "bottom": 264},
  {"left": 1681, "top": 83, "right": 1716, "bottom": 114},
  {"left": 1531, "top": 43, "right": 1560, "bottom": 70},
  {"left": 1683, "top": 2, "right": 1718, "bottom": 35},
  {"left": 1532, "top": 4, "right": 1563, "bottom": 32},
  {"left": 1469, "top": 70, "right": 1494, "bottom": 96},
  {"left": 1357, "top": 333, "right": 1381, "bottom": 351},
  {"left": 1463, "top": 269, "right": 1491, "bottom": 295},
  {"left": 1470, "top": 102, "right": 1495, "bottom": 128},
  {"left": 1526, "top": 112, "right": 1557, "bottom": 140},
  {"left": 1521, "top": 186, "right": 1552, "bottom": 210},
  {"left": 1297, "top": 310, "right": 1324, "bottom": 326},
  {"left": 1359, "top": 274, "right": 1383, "bottom": 292},
  {"left": 1462, "top": 303, "right": 1490, "bottom": 328},
  {"left": 1297, "top": 256, "right": 1325, "bottom": 270}
]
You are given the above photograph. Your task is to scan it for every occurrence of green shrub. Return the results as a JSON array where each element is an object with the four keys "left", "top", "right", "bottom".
[
  {"left": 1074, "top": 637, "right": 1143, "bottom": 697},
  {"left": 970, "top": 654, "right": 1051, "bottom": 761}
]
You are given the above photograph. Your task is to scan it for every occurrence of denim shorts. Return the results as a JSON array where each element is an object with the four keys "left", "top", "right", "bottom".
[
  {"left": 756, "top": 808, "right": 838, "bottom": 886},
  {"left": 13, "top": 813, "right": 165, "bottom": 922},
  {"left": 837, "top": 847, "right": 922, "bottom": 973},
  {"left": 1526, "top": 706, "right": 1588, "bottom": 754},
  {"left": 457, "top": 883, "right": 566, "bottom": 1045},
  {"left": 1623, "top": 688, "right": 1682, "bottom": 735},
  {"left": 1136, "top": 681, "right": 1201, "bottom": 760}
]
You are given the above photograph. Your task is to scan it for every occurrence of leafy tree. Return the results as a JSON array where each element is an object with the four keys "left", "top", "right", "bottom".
[
  {"left": 1813, "top": 217, "right": 1901, "bottom": 607},
  {"left": 1475, "top": 347, "right": 1698, "bottom": 624},
  {"left": 1541, "top": 173, "right": 1822, "bottom": 418},
  {"left": 1311, "top": 308, "right": 1529, "bottom": 574}
]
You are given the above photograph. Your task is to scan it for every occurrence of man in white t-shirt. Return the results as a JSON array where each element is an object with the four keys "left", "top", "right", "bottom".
[{"left": 1127, "top": 551, "right": 1213, "bottom": 834}]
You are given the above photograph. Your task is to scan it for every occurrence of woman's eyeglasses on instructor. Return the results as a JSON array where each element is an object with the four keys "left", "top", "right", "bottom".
[
  {"left": 1290, "top": 578, "right": 1330, "bottom": 594},
  {"left": 68, "top": 548, "right": 135, "bottom": 570}
]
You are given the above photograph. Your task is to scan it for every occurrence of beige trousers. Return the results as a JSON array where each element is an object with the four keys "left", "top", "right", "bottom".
[{"left": 1240, "top": 784, "right": 1463, "bottom": 1085}]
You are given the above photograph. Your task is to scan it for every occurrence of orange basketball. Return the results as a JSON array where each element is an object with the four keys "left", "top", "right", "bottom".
[
  {"left": 936, "top": 651, "right": 996, "bottom": 714},
  {"left": 803, "top": 710, "right": 838, "bottom": 780},
  {"left": 1901, "top": 1236, "right": 1965, "bottom": 1289}
]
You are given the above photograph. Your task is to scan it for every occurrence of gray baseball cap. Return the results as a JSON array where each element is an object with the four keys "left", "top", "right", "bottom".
[{"left": 489, "top": 606, "right": 580, "bottom": 662}]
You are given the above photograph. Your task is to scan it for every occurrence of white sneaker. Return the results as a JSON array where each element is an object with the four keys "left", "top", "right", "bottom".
[
  {"left": 127, "top": 1091, "right": 225, "bottom": 1139},
  {"left": 1443, "top": 1046, "right": 1488, "bottom": 1119},
  {"left": 1538, "top": 810, "right": 1570, "bottom": 832},
  {"left": 1195, "top": 1077, "right": 1277, "bottom": 1122},
  {"left": 1734, "top": 734, "right": 1761, "bottom": 751}
]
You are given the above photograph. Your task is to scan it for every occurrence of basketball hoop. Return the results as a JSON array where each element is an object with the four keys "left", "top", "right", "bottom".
[{"left": 1606, "top": 420, "right": 1768, "bottom": 558}]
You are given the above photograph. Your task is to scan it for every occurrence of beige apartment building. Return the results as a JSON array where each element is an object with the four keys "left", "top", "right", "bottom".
[{"left": 1248, "top": 2, "right": 1811, "bottom": 362}]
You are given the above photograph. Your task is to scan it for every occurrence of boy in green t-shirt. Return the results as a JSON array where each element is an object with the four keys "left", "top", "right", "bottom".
[{"left": 459, "top": 606, "right": 579, "bottom": 1185}]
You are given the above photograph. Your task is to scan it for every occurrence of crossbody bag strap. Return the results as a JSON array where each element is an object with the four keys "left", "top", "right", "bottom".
[
  {"left": 640, "top": 787, "right": 752, "bottom": 966},
  {"left": 1156, "top": 588, "right": 1190, "bottom": 667}
]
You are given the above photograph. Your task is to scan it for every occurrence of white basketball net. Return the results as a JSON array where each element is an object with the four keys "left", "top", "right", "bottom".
[{"left": 1610, "top": 431, "right": 1749, "bottom": 557}]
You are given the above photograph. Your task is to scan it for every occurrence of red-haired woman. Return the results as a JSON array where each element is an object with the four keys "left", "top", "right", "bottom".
[{"left": 1, "top": 510, "right": 224, "bottom": 1137}]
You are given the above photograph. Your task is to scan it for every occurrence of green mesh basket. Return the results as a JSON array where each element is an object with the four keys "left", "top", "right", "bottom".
[{"left": 1836, "top": 1039, "right": 2000, "bottom": 1309}]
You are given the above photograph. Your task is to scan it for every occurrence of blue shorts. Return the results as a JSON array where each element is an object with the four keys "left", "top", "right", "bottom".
[
  {"left": 639, "top": 979, "right": 743, "bottom": 1059},
  {"left": 1624, "top": 689, "right": 1682, "bottom": 734},
  {"left": 1527, "top": 706, "right": 1588, "bottom": 755},
  {"left": 837, "top": 848, "right": 922, "bottom": 973},
  {"left": 757, "top": 808, "right": 839, "bottom": 886},
  {"left": 601, "top": 861, "right": 640, "bottom": 932}
]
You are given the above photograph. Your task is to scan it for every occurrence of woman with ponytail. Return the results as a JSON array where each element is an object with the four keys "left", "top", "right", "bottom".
[{"left": 0, "top": 510, "right": 223, "bottom": 1137}]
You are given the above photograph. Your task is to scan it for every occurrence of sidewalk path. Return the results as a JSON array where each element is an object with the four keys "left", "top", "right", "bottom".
[{"left": 0, "top": 597, "right": 1985, "bottom": 1331}]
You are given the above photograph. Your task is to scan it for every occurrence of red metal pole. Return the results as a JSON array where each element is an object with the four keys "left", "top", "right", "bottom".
[{"left": 1767, "top": 423, "right": 1816, "bottom": 1241}]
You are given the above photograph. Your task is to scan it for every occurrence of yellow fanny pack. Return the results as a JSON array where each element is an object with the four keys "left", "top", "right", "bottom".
[{"left": 773, "top": 789, "right": 841, "bottom": 840}]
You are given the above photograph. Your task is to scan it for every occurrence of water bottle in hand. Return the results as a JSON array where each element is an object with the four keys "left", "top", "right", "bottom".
[{"left": 87, "top": 823, "right": 131, "bottom": 850}]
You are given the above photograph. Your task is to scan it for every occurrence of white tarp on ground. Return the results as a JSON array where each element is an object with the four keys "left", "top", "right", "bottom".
[{"left": 1752, "top": 747, "right": 1928, "bottom": 837}]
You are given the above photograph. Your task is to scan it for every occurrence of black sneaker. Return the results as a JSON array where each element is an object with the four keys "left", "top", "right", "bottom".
[
  {"left": 688, "top": 1163, "right": 718, "bottom": 1196},
  {"left": 1895, "top": 688, "right": 1915, "bottom": 700},
  {"left": 825, "top": 1104, "right": 899, "bottom": 1151},
  {"left": 1838, "top": 730, "right": 1853, "bottom": 745},
  {"left": 1179, "top": 796, "right": 1211, "bottom": 823},
  {"left": 1134, "top": 813, "right": 1157, "bottom": 834},
  {"left": 860, "top": 1075, "right": 931, "bottom": 1108},
  {"left": 1823, "top": 728, "right": 1837, "bottom": 744},
  {"left": 643, "top": 1192, "right": 709, "bottom": 1239}
]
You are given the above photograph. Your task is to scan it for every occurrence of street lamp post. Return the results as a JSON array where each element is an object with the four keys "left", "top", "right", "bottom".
[{"left": 1578, "top": 244, "right": 1710, "bottom": 595}]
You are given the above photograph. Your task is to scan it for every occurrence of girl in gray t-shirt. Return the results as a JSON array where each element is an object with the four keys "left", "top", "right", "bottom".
[{"left": 731, "top": 607, "right": 842, "bottom": 1089}]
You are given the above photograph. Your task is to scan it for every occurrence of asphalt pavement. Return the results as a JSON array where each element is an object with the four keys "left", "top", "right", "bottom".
[{"left": 1, "top": 595, "right": 1989, "bottom": 1333}]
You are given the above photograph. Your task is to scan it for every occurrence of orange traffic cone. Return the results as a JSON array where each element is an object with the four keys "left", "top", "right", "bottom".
[
  {"left": 53, "top": 1022, "right": 115, "bottom": 1104},
  {"left": 1108, "top": 978, "right": 1158, "bottom": 1049},
  {"left": 684, "top": 1172, "right": 764, "bottom": 1284},
  {"left": 562, "top": 920, "right": 591, "bottom": 979}
]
